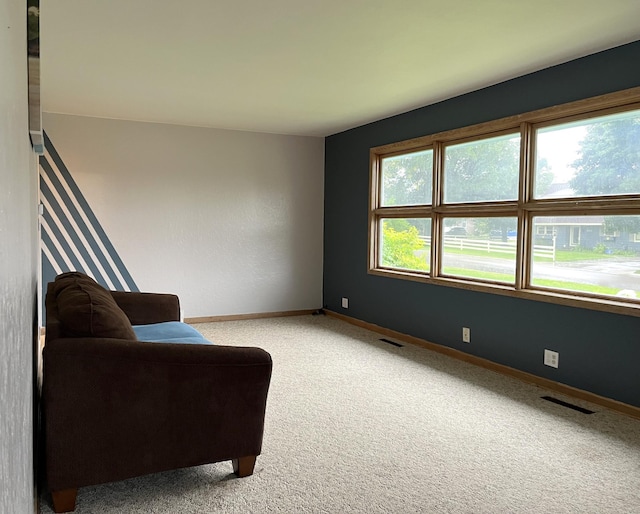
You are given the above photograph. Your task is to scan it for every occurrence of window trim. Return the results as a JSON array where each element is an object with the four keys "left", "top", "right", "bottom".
[{"left": 368, "top": 86, "right": 640, "bottom": 318}]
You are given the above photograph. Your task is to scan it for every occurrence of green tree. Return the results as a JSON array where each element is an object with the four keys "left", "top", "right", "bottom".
[
  {"left": 445, "top": 135, "right": 539, "bottom": 239},
  {"left": 382, "top": 150, "right": 432, "bottom": 206},
  {"left": 534, "top": 156, "right": 554, "bottom": 197},
  {"left": 384, "top": 135, "right": 553, "bottom": 207},
  {"left": 604, "top": 215, "right": 640, "bottom": 235},
  {"left": 472, "top": 217, "right": 516, "bottom": 241},
  {"left": 444, "top": 135, "right": 520, "bottom": 202},
  {"left": 381, "top": 222, "right": 427, "bottom": 271},
  {"left": 571, "top": 115, "right": 640, "bottom": 233},
  {"left": 570, "top": 116, "right": 640, "bottom": 196}
]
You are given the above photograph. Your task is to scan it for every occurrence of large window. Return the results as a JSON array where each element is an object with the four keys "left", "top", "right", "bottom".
[{"left": 369, "top": 88, "right": 640, "bottom": 315}]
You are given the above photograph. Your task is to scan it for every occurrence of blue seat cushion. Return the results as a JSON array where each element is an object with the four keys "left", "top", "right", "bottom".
[{"left": 132, "top": 321, "right": 213, "bottom": 345}]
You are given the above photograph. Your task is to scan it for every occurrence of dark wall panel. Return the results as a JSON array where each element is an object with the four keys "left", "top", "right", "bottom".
[{"left": 323, "top": 41, "right": 640, "bottom": 408}]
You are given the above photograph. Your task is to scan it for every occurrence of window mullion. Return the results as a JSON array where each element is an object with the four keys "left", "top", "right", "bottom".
[
  {"left": 373, "top": 206, "right": 432, "bottom": 218},
  {"left": 432, "top": 141, "right": 444, "bottom": 277},
  {"left": 435, "top": 202, "right": 517, "bottom": 216},
  {"left": 527, "top": 197, "right": 640, "bottom": 212},
  {"left": 517, "top": 122, "right": 534, "bottom": 290}
]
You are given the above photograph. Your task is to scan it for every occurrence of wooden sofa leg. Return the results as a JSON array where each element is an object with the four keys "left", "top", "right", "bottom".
[
  {"left": 51, "top": 488, "right": 78, "bottom": 513},
  {"left": 232, "top": 455, "right": 257, "bottom": 477}
]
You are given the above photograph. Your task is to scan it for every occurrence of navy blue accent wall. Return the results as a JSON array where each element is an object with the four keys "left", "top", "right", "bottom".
[{"left": 323, "top": 41, "right": 640, "bottom": 408}]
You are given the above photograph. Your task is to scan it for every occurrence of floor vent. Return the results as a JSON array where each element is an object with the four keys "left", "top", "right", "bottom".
[
  {"left": 379, "top": 338, "right": 403, "bottom": 347},
  {"left": 541, "top": 396, "right": 595, "bottom": 414}
]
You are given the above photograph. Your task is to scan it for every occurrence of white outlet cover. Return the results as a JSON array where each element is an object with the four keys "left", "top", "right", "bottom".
[
  {"left": 341, "top": 297, "right": 349, "bottom": 309},
  {"left": 544, "top": 349, "right": 559, "bottom": 368}
]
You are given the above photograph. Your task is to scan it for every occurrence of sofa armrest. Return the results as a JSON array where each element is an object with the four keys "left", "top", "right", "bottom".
[
  {"left": 109, "top": 291, "right": 181, "bottom": 324},
  {"left": 43, "top": 338, "right": 272, "bottom": 492}
]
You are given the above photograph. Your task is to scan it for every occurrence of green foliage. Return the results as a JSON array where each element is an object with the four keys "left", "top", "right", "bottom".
[
  {"left": 603, "top": 215, "right": 640, "bottom": 235},
  {"left": 570, "top": 114, "right": 640, "bottom": 235},
  {"left": 471, "top": 217, "right": 516, "bottom": 240},
  {"left": 382, "top": 151, "right": 433, "bottom": 206},
  {"left": 27, "top": 1, "right": 39, "bottom": 42},
  {"left": 534, "top": 157, "right": 555, "bottom": 197},
  {"left": 444, "top": 135, "right": 520, "bottom": 202},
  {"left": 570, "top": 116, "right": 640, "bottom": 196},
  {"left": 381, "top": 223, "right": 428, "bottom": 271},
  {"left": 383, "top": 133, "right": 554, "bottom": 210},
  {"left": 593, "top": 243, "right": 607, "bottom": 254},
  {"left": 384, "top": 218, "right": 412, "bottom": 232}
]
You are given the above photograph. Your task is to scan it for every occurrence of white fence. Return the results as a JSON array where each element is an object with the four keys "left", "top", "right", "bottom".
[{"left": 419, "top": 236, "right": 556, "bottom": 261}]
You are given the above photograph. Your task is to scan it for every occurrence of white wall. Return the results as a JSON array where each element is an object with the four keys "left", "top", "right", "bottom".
[
  {"left": 42, "top": 114, "right": 325, "bottom": 318},
  {"left": 0, "top": 0, "right": 39, "bottom": 512}
]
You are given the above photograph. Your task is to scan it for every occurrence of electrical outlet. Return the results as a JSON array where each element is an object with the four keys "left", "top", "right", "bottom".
[
  {"left": 544, "top": 349, "right": 559, "bottom": 368},
  {"left": 462, "top": 327, "right": 471, "bottom": 343},
  {"left": 341, "top": 297, "right": 349, "bottom": 309}
]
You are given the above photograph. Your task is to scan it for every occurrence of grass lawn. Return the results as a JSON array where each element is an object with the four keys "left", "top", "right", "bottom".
[
  {"left": 442, "top": 267, "right": 620, "bottom": 295},
  {"left": 442, "top": 267, "right": 514, "bottom": 283},
  {"left": 531, "top": 279, "right": 619, "bottom": 295},
  {"left": 542, "top": 249, "right": 615, "bottom": 262},
  {"left": 441, "top": 245, "right": 631, "bottom": 264}
]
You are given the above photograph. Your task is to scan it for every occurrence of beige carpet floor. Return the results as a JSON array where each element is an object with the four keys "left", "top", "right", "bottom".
[{"left": 40, "top": 315, "right": 640, "bottom": 513}]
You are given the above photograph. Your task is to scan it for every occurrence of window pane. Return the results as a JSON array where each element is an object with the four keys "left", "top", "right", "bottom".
[
  {"left": 530, "top": 215, "right": 640, "bottom": 298},
  {"left": 380, "top": 218, "right": 431, "bottom": 272},
  {"left": 441, "top": 217, "right": 517, "bottom": 283},
  {"left": 381, "top": 150, "right": 433, "bottom": 206},
  {"left": 443, "top": 134, "right": 520, "bottom": 203},
  {"left": 534, "top": 110, "right": 640, "bottom": 199}
]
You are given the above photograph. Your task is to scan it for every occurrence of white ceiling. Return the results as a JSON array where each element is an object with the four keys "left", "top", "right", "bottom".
[{"left": 41, "top": 0, "right": 640, "bottom": 137}]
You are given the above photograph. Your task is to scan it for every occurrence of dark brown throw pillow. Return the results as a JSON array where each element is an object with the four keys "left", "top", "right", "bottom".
[
  {"left": 53, "top": 272, "right": 137, "bottom": 340},
  {"left": 52, "top": 271, "right": 102, "bottom": 297}
]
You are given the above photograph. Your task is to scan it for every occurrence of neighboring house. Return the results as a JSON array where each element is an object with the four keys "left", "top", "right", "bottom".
[
  {"left": 534, "top": 215, "right": 604, "bottom": 249},
  {"left": 534, "top": 182, "right": 640, "bottom": 252},
  {"left": 535, "top": 216, "right": 640, "bottom": 253}
]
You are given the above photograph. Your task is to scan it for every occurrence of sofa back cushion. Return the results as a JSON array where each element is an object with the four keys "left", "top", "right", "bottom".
[{"left": 52, "top": 272, "right": 137, "bottom": 340}]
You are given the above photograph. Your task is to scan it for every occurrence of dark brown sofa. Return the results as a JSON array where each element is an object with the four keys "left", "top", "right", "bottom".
[{"left": 43, "top": 272, "right": 272, "bottom": 513}]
